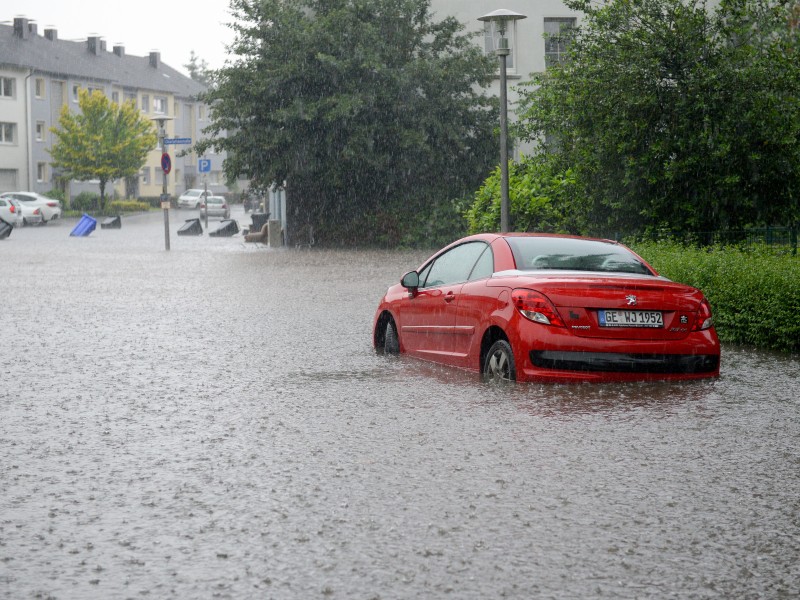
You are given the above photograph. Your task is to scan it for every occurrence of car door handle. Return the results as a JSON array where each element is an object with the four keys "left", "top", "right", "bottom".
[{"left": 444, "top": 292, "right": 456, "bottom": 303}]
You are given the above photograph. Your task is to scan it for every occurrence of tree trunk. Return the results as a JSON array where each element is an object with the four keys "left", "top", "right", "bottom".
[{"left": 99, "top": 179, "right": 107, "bottom": 212}]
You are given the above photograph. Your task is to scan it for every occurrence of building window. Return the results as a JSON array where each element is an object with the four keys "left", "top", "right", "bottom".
[
  {"left": 37, "top": 163, "right": 47, "bottom": 183},
  {"left": 72, "top": 84, "right": 80, "bottom": 102},
  {"left": 484, "top": 21, "right": 516, "bottom": 69},
  {"left": 198, "top": 105, "right": 205, "bottom": 120},
  {"left": 1, "top": 77, "right": 14, "bottom": 98},
  {"left": 0, "top": 122, "right": 16, "bottom": 144},
  {"left": 124, "top": 92, "right": 137, "bottom": 108},
  {"left": 35, "top": 78, "right": 45, "bottom": 98},
  {"left": 141, "top": 167, "right": 150, "bottom": 185},
  {"left": 36, "top": 121, "right": 46, "bottom": 142},
  {"left": 544, "top": 18, "right": 576, "bottom": 68},
  {"left": 154, "top": 96, "right": 167, "bottom": 114},
  {"left": 112, "top": 91, "right": 119, "bottom": 104},
  {"left": 141, "top": 94, "right": 150, "bottom": 113}
]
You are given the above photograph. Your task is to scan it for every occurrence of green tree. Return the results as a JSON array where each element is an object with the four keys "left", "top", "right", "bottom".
[
  {"left": 49, "top": 89, "right": 157, "bottom": 211},
  {"left": 196, "top": 0, "right": 499, "bottom": 246},
  {"left": 509, "top": 0, "right": 800, "bottom": 237},
  {"left": 185, "top": 51, "right": 213, "bottom": 86}
]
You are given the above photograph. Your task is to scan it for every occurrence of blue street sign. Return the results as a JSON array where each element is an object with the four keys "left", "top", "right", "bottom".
[
  {"left": 160, "top": 153, "right": 172, "bottom": 174},
  {"left": 198, "top": 159, "right": 211, "bottom": 173},
  {"left": 164, "top": 137, "right": 192, "bottom": 145}
]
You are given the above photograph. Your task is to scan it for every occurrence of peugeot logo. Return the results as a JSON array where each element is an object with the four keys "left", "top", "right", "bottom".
[{"left": 625, "top": 294, "right": 638, "bottom": 306}]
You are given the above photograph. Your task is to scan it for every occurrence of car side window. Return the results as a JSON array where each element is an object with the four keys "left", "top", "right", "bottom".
[
  {"left": 468, "top": 246, "right": 494, "bottom": 281},
  {"left": 420, "top": 242, "right": 490, "bottom": 288}
]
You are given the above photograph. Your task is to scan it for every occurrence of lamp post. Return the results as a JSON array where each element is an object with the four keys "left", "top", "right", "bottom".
[
  {"left": 479, "top": 9, "right": 526, "bottom": 233},
  {"left": 151, "top": 116, "right": 174, "bottom": 251}
]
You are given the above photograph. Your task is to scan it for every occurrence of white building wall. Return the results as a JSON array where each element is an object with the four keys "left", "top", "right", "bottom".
[
  {"left": 430, "top": 0, "right": 582, "bottom": 156},
  {"left": 0, "top": 68, "right": 31, "bottom": 192}
]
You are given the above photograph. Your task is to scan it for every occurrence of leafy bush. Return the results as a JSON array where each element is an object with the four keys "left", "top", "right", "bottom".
[
  {"left": 631, "top": 241, "right": 800, "bottom": 353},
  {"left": 465, "top": 155, "right": 582, "bottom": 234},
  {"left": 72, "top": 192, "right": 100, "bottom": 212},
  {"left": 43, "top": 189, "right": 65, "bottom": 202},
  {"left": 108, "top": 200, "right": 151, "bottom": 214}
]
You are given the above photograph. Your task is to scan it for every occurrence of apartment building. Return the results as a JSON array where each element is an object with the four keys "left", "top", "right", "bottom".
[
  {"left": 0, "top": 16, "right": 230, "bottom": 200},
  {"left": 430, "top": 1, "right": 582, "bottom": 155}
]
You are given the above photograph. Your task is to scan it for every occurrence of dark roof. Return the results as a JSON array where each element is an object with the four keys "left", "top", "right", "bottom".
[{"left": 0, "top": 23, "right": 206, "bottom": 99}]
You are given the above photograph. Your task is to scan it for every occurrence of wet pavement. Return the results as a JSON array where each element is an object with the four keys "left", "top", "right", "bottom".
[{"left": 2, "top": 207, "right": 799, "bottom": 599}]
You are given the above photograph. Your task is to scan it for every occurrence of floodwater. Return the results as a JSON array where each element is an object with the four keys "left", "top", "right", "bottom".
[{"left": 2, "top": 208, "right": 798, "bottom": 599}]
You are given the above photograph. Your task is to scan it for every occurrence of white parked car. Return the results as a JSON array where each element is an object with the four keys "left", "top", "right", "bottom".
[
  {"left": 0, "top": 196, "right": 24, "bottom": 228},
  {"left": 199, "top": 196, "right": 231, "bottom": 219},
  {"left": 177, "top": 189, "right": 209, "bottom": 209},
  {"left": 0, "top": 192, "right": 62, "bottom": 224},
  {"left": 18, "top": 202, "right": 44, "bottom": 226}
]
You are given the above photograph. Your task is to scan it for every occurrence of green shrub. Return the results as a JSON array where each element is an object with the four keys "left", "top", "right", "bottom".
[
  {"left": 631, "top": 241, "right": 800, "bottom": 353},
  {"left": 108, "top": 200, "right": 150, "bottom": 214},
  {"left": 72, "top": 192, "right": 100, "bottom": 212},
  {"left": 43, "top": 189, "right": 65, "bottom": 202}
]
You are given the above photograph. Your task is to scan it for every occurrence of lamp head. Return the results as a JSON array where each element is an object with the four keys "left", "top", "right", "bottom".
[{"left": 478, "top": 9, "right": 527, "bottom": 35}]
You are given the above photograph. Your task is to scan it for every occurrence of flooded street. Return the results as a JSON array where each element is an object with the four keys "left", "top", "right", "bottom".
[{"left": 2, "top": 208, "right": 799, "bottom": 599}]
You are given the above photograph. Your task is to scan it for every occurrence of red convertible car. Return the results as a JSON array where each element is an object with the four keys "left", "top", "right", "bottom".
[{"left": 373, "top": 233, "right": 720, "bottom": 383}]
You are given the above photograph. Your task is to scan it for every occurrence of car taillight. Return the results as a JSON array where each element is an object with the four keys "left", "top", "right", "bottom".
[
  {"left": 10, "top": 205, "right": 16, "bottom": 213},
  {"left": 46, "top": 201, "right": 58, "bottom": 207},
  {"left": 512, "top": 289, "right": 565, "bottom": 327},
  {"left": 34, "top": 208, "right": 41, "bottom": 214},
  {"left": 692, "top": 298, "right": 714, "bottom": 331}
]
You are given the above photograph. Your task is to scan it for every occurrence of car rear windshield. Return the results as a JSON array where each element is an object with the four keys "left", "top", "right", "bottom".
[{"left": 506, "top": 237, "right": 653, "bottom": 275}]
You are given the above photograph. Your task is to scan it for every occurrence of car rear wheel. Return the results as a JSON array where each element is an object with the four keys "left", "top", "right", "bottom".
[
  {"left": 483, "top": 340, "right": 516, "bottom": 383},
  {"left": 384, "top": 319, "right": 400, "bottom": 355}
]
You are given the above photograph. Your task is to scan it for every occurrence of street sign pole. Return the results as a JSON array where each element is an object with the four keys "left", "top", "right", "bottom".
[
  {"left": 199, "top": 158, "right": 211, "bottom": 231},
  {"left": 160, "top": 141, "right": 170, "bottom": 251},
  {"left": 152, "top": 117, "right": 174, "bottom": 251}
]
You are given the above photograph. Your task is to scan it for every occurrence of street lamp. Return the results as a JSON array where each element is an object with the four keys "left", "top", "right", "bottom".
[
  {"left": 151, "top": 116, "right": 174, "bottom": 251},
  {"left": 479, "top": 9, "right": 526, "bottom": 233}
]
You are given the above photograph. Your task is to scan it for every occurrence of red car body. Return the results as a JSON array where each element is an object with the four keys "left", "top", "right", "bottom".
[{"left": 373, "top": 233, "right": 720, "bottom": 383}]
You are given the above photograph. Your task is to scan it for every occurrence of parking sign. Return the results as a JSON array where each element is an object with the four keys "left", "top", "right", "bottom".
[{"left": 198, "top": 159, "right": 211, "bottom": 173}]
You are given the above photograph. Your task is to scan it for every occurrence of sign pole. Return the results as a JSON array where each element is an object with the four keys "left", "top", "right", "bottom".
[
  {"left": 162, "top": 144, "right": 170, "bottom": 251},
  {"left": 204, "top": 179, "right": 209, "bottom": 231},
  {"left": 152, "top": 117, "right": 175, "bottom": 251},
  {"left": 198, "top": 158, "right": 211, "bottom": 232}
]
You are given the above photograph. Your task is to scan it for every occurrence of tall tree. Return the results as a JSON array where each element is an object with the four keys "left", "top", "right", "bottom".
[
  {"left": 49, "top": 90, "right": 157, "bottom": 210},
  {"left": 197, "top": 0, "right": 499, "bottom": 246},
  {"left": 185, "top": 51, "right": 213, "bottom": 86},
  {"left": 510, "top": 0, "right": 800, "bottom": 237}
]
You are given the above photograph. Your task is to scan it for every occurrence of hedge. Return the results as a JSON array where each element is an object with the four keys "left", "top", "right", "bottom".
[{"left": 631, "top": 241, "right": 800, "bottom": 353}]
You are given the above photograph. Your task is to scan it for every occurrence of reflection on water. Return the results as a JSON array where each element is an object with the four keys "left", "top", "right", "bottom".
[{"left": 1, "top": 211, "right": 798, "bottom": 599}]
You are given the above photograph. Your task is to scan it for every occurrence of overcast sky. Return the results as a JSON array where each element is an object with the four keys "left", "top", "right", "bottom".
[{"left": 4, "top": 0, "right": 235, "bottom": 75}]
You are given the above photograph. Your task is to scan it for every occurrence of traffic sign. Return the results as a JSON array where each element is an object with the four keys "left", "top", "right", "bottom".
[
  {"left": 198, "top": 159, "right": 211, "bottom": 173},
  {"left": 161, "top": 152, "right": 172, "bottom": 174},
  {"left": 164, "top": 137, "right": 192, "bottom": 145}
]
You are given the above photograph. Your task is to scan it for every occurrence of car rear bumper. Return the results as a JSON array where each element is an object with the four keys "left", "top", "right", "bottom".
[
  {"left": 530, "top": 350, "right": 719, "bottom": 374},
  {"left": 511, "top": 319, "right": 720, "bottom": 382}
]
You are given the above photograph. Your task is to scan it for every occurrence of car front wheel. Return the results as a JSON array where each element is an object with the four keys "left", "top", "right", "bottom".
[
  {"left": 483, "top": 340, "right": 516, "bottom": 383},
  {"left": 383, "top": 319, "right": 400, "bottom": 354}
]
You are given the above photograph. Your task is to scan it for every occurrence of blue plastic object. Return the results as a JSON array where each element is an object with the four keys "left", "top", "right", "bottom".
[{"left": 70, "top": 214, "right": 97, "bottom": 237}]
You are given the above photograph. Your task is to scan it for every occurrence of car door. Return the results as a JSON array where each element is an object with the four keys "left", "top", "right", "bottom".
[
  {"left": 400, "top": 242, "right": 489, "bottom": 363},
  {"left": 451, "top": 244, "right": 495, "bottom": 363}
]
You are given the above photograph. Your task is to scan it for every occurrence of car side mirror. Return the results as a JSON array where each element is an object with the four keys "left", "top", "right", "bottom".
[{"left": 401, "top": 271, "right": 420, "bottom": 290}]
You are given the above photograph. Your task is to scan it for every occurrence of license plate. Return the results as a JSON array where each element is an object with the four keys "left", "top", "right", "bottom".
[{"left": 599, "top": 310, "right": 663, "bottom": 328}]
